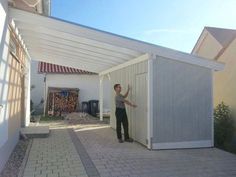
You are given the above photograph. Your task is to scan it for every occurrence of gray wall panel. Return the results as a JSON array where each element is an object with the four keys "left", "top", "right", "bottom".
[{"left": 153, "top": 56, "right": 212, "bottom": 143}]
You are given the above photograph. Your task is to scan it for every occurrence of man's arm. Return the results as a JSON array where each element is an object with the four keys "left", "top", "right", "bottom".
[
  {"left": 123, "top": 85, "right": 130, "bottom": 98},
  {"left": 124, "top": 100, "right": 137, "bottom": 108}
]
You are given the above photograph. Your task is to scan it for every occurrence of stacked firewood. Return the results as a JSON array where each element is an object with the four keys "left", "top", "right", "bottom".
[{"left": 48, "top": 90, "right": 79, "bottom": 116}]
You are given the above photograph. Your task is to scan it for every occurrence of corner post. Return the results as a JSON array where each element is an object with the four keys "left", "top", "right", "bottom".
[
  {"left": 147, "top": 54, "right": 154, "bottom": 149},
  {"left": 99, "top": 75, "right": 104, "bottom": 121}
]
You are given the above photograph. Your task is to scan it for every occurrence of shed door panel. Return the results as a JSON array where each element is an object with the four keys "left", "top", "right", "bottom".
[{"left": 135, "top": 73, "right": 147, "bottom": 146}]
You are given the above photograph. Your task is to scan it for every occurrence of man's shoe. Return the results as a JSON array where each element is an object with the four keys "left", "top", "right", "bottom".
[
  {"left": 118, "top": 139, "right": 124, "bottom": 143},
  {"left": 125, "top": 138, "right": 133, "bottom": 142}
]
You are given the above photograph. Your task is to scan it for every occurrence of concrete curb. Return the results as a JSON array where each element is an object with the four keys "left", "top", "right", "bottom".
[{"left": 17, "top": 139, "right": 33, "bottom": 177}]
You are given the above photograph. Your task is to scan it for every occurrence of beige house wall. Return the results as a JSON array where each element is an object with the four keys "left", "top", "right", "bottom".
[
  {"left": 193, "top": 31, "right": 236, "bottom": 128},
  {"left": 193, "top": 31, "right": 222, "bottom": 59},
  {"left": 214, "top": 38, "right": 236, "bottom": 110}
]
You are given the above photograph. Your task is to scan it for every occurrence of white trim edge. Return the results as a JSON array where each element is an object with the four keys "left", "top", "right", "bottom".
[
  {"left": 152, "top": 140, "right": 213, "bottom": 150},
  {"left": 155, "top": 54, "right": 224, "bottom": 72},
  {"left": 99, "top": 75, "right": 104, "bottom": 121},
  {"left": 211, "top": 70, "right": 214, "bottom": 147},
  {"left": 147, "top": 57, "right": 153, "bottom": 149},
  {"left": 99, "top": 53, "right": 149, "bottom": 76}
]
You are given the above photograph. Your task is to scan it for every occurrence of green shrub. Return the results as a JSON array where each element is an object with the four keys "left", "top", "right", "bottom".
[{"left": 214, "top": 102, "right": 234, "bottom": 149}]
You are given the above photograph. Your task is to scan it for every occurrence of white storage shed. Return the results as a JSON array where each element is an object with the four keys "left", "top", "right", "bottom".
[
  {"left": 103, "top": 55, "right": 223, "bottom": 149},
  {"left": 9, "top": 8, "right": 224, "bottom": 150}
]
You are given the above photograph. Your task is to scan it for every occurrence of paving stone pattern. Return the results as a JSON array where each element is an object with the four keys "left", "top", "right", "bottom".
[
  {"left": 75, "top": 127, "right": 236, "bottom": 177},
  {"left": 23, "top": 129, "right": 87, "bottom": 177},
  {"left": 68, "top": 129, "right": 100, "bottom": 177}
]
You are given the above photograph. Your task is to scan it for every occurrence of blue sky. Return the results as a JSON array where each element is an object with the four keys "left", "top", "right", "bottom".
[{"left": 51, "top": 0, "right": 236, "bottom": 53}]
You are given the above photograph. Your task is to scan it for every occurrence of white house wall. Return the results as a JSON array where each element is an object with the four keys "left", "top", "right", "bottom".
[
  {"left": 0, "top": 0, "right": 9, "bottom": 149},
  {"left": 30, "top": 60, "right": 45, "bottom": 113},
  {"left": 152, "top": 56, "right": 213, "bottom": 149},
  {"left": 0, "top": 0, "right": 31, "bottom": 171},
  {"left": 109, "top": 61, "right": 148, "bottom": 138},
  {"left": 45, "top": 73, "right": 111, "bottom": 111},
  {"left": 0, "top": 0, "right": 13, "bottom": 172}
]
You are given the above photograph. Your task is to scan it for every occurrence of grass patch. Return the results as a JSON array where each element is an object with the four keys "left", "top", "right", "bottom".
[{"left": 40, "top": 115, "right": 64, "bottom": 121}]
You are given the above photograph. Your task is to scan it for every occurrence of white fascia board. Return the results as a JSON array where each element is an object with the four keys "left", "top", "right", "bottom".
[
  {"left": 10, "top": 8, "right": 224, "bottom": 71},
  {"left": 99, "top": 53, "right": 150, "bottom": 76},
  {"left": 155, "top": 51, "right": 225, "bottom": 71}
]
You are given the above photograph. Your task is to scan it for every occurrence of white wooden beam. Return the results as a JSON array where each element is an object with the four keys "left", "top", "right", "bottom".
[
  {"left": 31, "top": 55, "right": 104, "bottom": 73},
  {"left": 24, "top": 41, "right": 128, "bottom": 64},
  {"left": 99, "top": 75, "right": 104, "bottom": 121},
  {"left": 13, "top": 20, "right": 141, "bottom": 56},
  {"left": 30, "top": 50, "right": 113, "bottom": 67},
  {"left": 21, "top": 31, "right": 138, "bottom": 59},
  {"left": 27, "top": 45, "right": 121, "bottom": 66},
  {"left": 99, "top": 53, "right": 149, "bottom": 76}
]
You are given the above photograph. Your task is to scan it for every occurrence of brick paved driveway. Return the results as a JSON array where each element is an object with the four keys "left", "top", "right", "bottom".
[
  {"left": 75, "top": 127, "right": 236, "bottom": 177},
  {"left": 23, "top": 129, "right": 87, "bottom": 177}
]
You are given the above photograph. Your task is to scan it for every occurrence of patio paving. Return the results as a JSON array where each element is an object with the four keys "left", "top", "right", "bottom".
[
  {"left": 22, "top": 129, "right": 87, "bottom": 177},
  {"left": 75, "top": 127, "right": 236, "bottom": 177},
  {"left": 22, "top": 119, "right": 236, "bottom": 177}
]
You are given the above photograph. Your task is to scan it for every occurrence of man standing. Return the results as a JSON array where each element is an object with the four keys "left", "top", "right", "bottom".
[{"left": 114, "top": 84, "right": 137, "bottom": 143}]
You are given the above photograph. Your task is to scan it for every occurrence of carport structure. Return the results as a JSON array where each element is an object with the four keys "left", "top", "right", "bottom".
[{"left": 9, "top": 7, "right": 224, "bottom": 149}]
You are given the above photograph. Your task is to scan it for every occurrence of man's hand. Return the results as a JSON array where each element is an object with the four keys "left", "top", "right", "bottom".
[
  {"left": 124, "top": 100, "right": 137, "bottom": 108},
  {"left": 132, "top": 104, "right": 137, "bottom": 108},
  {"left": 124, "top": 84, "right": 130, "bottom": 98}
]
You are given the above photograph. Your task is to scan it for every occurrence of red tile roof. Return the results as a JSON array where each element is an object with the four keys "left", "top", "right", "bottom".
[{"left": 38, "top": 62, "right": 96, "bottom": 74}]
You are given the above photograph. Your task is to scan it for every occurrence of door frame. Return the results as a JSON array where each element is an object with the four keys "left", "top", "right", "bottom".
[{"left": 134, "top": 72, "right": 148, "bottom": 146}]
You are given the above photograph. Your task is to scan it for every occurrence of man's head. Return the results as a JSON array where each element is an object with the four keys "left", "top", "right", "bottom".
[{"left": 114, "top": 84, "right": 121, "bottom": 93}]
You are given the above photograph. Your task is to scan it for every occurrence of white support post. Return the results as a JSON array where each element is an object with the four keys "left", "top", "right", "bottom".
[
  {"left": 147, "top": 54, "right": 154, "bottom": 149},
  {"left": 211, "top": 70, "right": 214, "bottom": 147},
  {"left": 43, "top": 74, "right": 47, "bottom": 117},
  {"left": 99, "top": 75, "right": 104, "bottom": 121}
]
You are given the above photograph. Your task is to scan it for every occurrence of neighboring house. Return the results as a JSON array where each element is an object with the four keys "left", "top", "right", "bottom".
[
  {"left": 31, "top": 60, "right": 111, "bottom": 114},
  {"left": 192, "top": 27, "right": 236, "bottom": 127},
  {"left": 0, "top": 0, "right": 50, "bottom": 172}
]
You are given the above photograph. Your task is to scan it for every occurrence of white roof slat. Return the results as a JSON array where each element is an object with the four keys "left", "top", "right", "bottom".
[
  {"left": 29, "top": 48, "right": 114, "bottom": 67},
  {"left": 13, "top": 20, "right": 141, "bottom": 57},
  {"left": 32, "top": 54, "right": 109, "bottom": 73},
  {"left": 21, "top": 31, "right": 136, "bottom": 60},
  {"left": 22, "top": 37, "right": 131, "bottom": 63}
]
